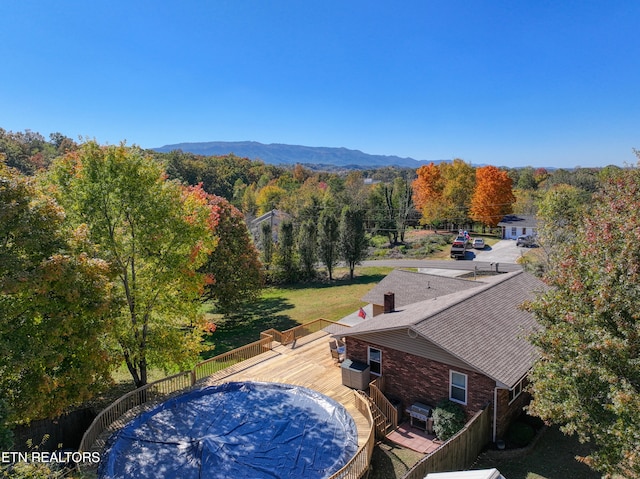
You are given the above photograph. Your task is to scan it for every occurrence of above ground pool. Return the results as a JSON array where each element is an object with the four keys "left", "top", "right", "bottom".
[{"left": 99, "top": 381, "right": 359, "bottom": 479}]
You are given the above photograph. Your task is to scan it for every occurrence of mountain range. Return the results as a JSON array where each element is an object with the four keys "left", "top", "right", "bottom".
[{"left": 152, "top": 141, "right": 443, "bottom": 169}]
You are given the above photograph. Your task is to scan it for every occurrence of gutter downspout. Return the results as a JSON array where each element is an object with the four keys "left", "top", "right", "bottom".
[{"left": 493, "top": 387, "right": 498, "bottom": 442}]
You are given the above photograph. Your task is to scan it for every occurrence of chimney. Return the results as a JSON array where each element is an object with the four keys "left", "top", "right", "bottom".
[{"left": 383, "top": 292, "right": 395, "bottom": 313}]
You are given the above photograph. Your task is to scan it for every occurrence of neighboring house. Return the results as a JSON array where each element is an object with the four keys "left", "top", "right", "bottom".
[
  {"left": 497, "top": 215, "right": 538, "bottom": 240},
  {"left": 249, "top": 209, "right": 290, "bottom": 243},
  {"left": 343, "top": 269, "right": 547, "bottom": 441}
]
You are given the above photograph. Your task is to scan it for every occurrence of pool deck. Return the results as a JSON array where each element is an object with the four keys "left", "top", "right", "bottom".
[{"left": 197, "top": 330, "right": 372, "bottom": 448}]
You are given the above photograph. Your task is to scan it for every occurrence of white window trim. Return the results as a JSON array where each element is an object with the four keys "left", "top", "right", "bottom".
[
  {"left": 449, "top": 370, "right": 467, "bottom": 405},
  {"left": 368, "top": 346, "right": 382, "bottom": 377},
  {"left": 508, "top": 377, "right": 525, "bottom": 404}
]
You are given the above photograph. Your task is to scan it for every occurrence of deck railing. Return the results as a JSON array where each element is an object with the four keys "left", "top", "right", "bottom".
[
  {"left": 79, "top": 371, "right": 193, "bottom": 453},
  {"left": 328, "top": 390, "right": 376, "bottom": 479},
  {"left": 369, "top": 378, "right": 398, "bottom": 434},
  {"left": 279, "top": 318, "right": 350, "bottom": 345},
  {"left": 193, "top": 336, "right": 273, "bottom": 381},
  {"left": 78, "top": 318, "right": 353, "bottom": 455}
]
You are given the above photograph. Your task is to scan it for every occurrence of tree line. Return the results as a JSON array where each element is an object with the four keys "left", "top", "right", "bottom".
[
  {"left": 3, "top": 127, "right": 639, "bottom": 477},
  {"left": 0, "top": 141, "right": 263, "bottom": 448}
]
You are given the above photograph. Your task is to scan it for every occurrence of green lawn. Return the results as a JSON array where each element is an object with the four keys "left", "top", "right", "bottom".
[
  {"left": 473, "top": 426, "right": 601, "bottom": 479},
  {"left": 202, "top": 266, "right": 392, "bottom": 356}
]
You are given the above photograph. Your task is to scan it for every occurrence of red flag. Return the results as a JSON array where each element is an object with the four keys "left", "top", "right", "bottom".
[{"left": 358, "top": 307, "right": 367, "bottom": 319}]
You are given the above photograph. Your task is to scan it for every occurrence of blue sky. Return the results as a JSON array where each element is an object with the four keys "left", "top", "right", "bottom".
[{"left": 1, "top": 1, "right": 639, "bottom": 168}]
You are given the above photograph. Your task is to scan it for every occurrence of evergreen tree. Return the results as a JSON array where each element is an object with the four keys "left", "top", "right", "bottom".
[
  {"left": 318, "top": 210, "right": 340, "bottom": 280},
  {"left": 339, "top": 206, "right": 368, "bottom": 280}
]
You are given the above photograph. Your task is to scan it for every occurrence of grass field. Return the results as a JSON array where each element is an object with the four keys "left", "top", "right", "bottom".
[
  {"left": 473, "top": 426, "right": 600, "bottom": 479},
  {"left": 202, "top": 265, "right": 393, "bottom": 356}
]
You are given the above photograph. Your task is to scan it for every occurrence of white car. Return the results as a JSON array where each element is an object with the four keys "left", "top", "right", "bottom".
[{"left": 472, "top": 238, "right": 485, "bottom": 250}]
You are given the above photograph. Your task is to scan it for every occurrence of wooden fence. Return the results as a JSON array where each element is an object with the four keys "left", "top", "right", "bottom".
[
  {"left": 402, "top": 405, "right": 492, "bottom": 479},
  {"left": 79, "top": 318, "right": 352, "bottom": 454},
  {"left": 328, "top": 391, "right": 376, "bottom": 479}
]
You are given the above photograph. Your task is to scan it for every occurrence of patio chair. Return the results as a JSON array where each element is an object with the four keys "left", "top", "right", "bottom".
[{"left": 329, "top": 340, "right": 344, "bottom": 363}]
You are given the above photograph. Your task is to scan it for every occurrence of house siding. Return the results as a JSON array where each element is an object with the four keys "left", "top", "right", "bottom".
[
  {"left": 351, "top": 330, "right": 475, "bottom": 373},
  {"left": 347, "top": 338, "right": 494, "bottom": 420},
  {"left": 502, "top": 225, "right": 537, "bottom": 240}
]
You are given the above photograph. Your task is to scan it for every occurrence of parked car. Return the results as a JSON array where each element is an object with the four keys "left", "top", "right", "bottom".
[
  {"left": 472, "top": 238, "right": 485, "bottom": 250},
  {"left": 450, "top": 237, "right": 467, "bottom": 259},
  {"left": 516, "top": 235, "right": 536, "bottom": 247}
]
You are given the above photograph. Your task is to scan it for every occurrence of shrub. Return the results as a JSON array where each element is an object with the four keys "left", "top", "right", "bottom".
[
  {"left": 432, "top": 400, "right": 466, "bottom": 441},
  {"left": 507, "top": 420, "right": 535, "bottom": 447}
]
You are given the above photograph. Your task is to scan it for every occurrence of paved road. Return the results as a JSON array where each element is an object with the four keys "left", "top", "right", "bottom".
[{"left": 361, "top": 240, "right": 526, "bottom": 273}]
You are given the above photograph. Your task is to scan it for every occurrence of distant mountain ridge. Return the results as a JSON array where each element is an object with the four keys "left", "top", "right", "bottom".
[{"left": 153, "top": 141, "right": 443, "bottom": 169}]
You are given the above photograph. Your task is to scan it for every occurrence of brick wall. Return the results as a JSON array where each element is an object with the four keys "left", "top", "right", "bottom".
[
  {"left": 346, "top": 337, "right": 528, "bottom": 440},
  {"left": 494, "top": 387, "right": 531, "bottom": 439}
]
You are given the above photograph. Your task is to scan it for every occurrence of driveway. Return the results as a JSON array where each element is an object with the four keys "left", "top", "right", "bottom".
[
  {"left": 360, "top": 240, "right": 527, "bottom": 274},
  {"left": 468, "top": 239, "right": 528, "bottom": 264}
]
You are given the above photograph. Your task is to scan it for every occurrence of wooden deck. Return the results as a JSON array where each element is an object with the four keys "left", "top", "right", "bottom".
[{"left": 198, "top": 330, "right": 372, "bottom": 448}]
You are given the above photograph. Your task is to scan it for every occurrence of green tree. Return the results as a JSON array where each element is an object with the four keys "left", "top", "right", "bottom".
[
  {"left": 440, "top": 159, "right": 475, "bottom": 227},
  {"left": 199, "top": 194, "right": 263, "bottom": 314},
  {"left": 275, "top": 219, "right": 297, "bottom": 282},
  {"left": 260, "top": 221, "right": 273, "bottom": 270},
  {"left": 0, "top": 161, "right": 114, "bottom": 432},
  {"left": 527, "top": 167, "right": 640, "bottom": 478},
  {"left": 318, "top": 209, "right": 340, "bottom": 280},
  {"left": 49, "top": 142, "right": 215, "bottom": 387},
  {"left": 339, "top": 206, "right": 368, "bottom": 280},
  {"left": 536, "top": 184, "right": 589, "bottom": 272},
  {"left": 297, "top": 219, "right": 317, "bottom": 279}
]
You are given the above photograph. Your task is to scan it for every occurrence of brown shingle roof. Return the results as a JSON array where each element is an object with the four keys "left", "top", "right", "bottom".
[
  {"left": 347, "top": 271, "right": 547, "bottom": 387},
  {"left": 361, "top": 269, "right": 480, "bottom": 308}
]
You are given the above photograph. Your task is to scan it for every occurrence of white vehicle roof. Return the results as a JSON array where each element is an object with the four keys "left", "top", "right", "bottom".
[{"left": 424, "top": 469, "right": 505, "bottom": 479}]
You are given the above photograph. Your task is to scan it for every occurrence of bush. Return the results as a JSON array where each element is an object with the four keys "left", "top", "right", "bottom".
[
  {"left": 507, "top": 420, "right": 535, "bottom": 447},
  {"left": 370, "top": 235, "right": 389, "bottom": 248},
  {"left": 432, "top": 400, "right": 466, "bottom": 440}
]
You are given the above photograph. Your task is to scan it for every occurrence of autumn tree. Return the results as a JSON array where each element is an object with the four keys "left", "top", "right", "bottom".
[
  {"left": 256, "top": 184, "right": 287, "bottom": 215},
  {"left": 412, "top": 162, "right": 445, "bottom": 228},
  {"left": 0, "top": 161, "right": 114, "bottom": 437},
  {"left": 339, "top": 206, "right": 368, "bottom": 280},
  {"left": 199, "top": 194, "right": 263, "bottom": 314},
  {"left": 526, "top": 167, "right": 640, "bottom": 478},
  {"left": 318, "top": 209, "right": 340, "bottom": 280},
  {"left": 49, "top": 142, "right": 215, "bottom": 387},
  {"left": 440, "top": 159, "right": 475, "bottom": 226},
  {"left": 470, "top": 165, "right": 515, "bottom": 228}
]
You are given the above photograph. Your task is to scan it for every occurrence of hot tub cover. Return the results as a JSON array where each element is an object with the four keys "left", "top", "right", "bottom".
[{"left": 98, "top": 381, "right": 359, "bottom": 479}]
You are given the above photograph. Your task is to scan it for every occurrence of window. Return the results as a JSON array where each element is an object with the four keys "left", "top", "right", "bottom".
[
  {"left": 450, "top": 371, "right": 467, "bottom": 404},
  {"left": 368, "top": 347, "right": 382, "bottom": 376},
  {"left": 522, "top": 227, "right": 527, "bottom": 235},
  {"left": 511, "top": 227, "right": 517, "bottom": 237},
  {"left": 509, "top": 378, "right": 525, "bottom": 403}
]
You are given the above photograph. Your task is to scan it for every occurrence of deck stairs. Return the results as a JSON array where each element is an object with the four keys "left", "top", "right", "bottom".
[{"left": 364, "top": 393, "right": 394, "bottom": 438}]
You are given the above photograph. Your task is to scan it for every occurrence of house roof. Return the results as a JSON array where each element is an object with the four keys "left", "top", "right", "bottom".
[
  {"left": 497, "top": 214, "right": 538, "bottom": 229},
  {"left": 346, "top": 271, "right": 547, "bottom": 388},
  {"left": 361, "top": 269, "right": 480, "bottom": 308},
  {"left": 250, "top": 209, "right": 290, "bottom": 227}
]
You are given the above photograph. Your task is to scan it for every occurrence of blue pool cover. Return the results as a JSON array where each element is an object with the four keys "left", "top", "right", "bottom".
[{"left": 98, "top": 381, "right": 359, "bottom": 479}]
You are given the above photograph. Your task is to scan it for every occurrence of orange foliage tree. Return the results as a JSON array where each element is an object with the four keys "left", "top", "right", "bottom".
[
  {"left": 412, "top": 162, "right": 447, "bottom": 227},
  {"left": 470, "top": 166, "right": 516, "bottom": 228}
]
